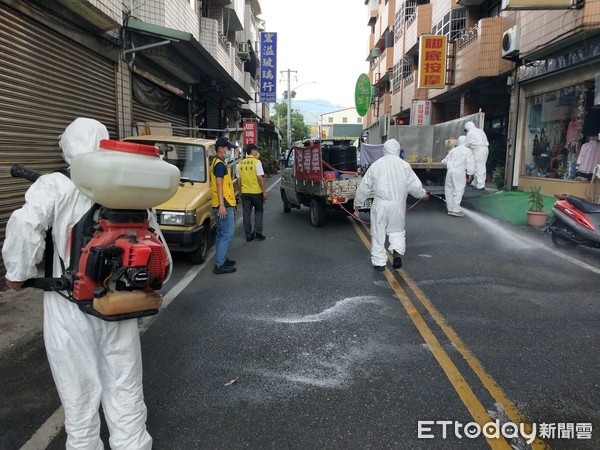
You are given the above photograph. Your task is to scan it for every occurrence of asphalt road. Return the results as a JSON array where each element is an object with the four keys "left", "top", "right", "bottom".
[{"left": 2, "top": 176, "right": 600, "bottom": 449}]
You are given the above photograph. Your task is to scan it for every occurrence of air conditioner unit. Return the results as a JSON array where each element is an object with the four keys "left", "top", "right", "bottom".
[
  {"left": 501, "top": 26, "right": 519, "bottom": 59},
  {"left": 237, "top": 42, "right": 249, "bottom": 60}
]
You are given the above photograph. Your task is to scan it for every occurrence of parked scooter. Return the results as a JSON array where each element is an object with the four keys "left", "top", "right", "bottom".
[{"left": 546, "top": 194, "right": 600, "bottom": 249}]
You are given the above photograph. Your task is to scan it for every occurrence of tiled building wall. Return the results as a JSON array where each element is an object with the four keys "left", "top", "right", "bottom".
[
  {"left": 518, "top": 0, "right": 600, "bottom": 56},
  {"left": 132, "top": 0, "right": 165, "bottom": 25},
  {"left": 453, "top": 17, "right": 509, "bottom": 86},
  {"left": 583, "top": 0, "right": 600, "bottom": 24},
  {"left": 519, "top": 9, "right": 579, "bottom": 55},
  {"left": 164, "top": 0, "right": 199, "bottom": 40},
  {"left": 430, "top": 0, "right": 453, "bottom": 29},
  {"left": 131, "top": 0, "right": 199, "bottom": 40},
  {"left": 88, "top": 0, "right": 122, "bottom": 22}
]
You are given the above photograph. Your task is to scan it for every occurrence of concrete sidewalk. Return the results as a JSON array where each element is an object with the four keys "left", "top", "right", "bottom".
[{"left": 0, "top": 287, "right": 43, "bottom": 355}]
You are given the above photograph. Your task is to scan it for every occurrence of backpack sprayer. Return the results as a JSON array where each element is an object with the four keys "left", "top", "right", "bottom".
[{"left": 10, "top": 140, "right": 180, "bottom": 321}]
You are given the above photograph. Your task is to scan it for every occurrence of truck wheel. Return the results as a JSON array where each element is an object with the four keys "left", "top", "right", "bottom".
[
  {"left": 281, "top": 190, "right": 291, "bottom": 213},
  {"left": 189, "top": 225, "right": 210, "bottom": 264},
  {"left": 310, "top": 199, "right": 326, "bottom": 227}
]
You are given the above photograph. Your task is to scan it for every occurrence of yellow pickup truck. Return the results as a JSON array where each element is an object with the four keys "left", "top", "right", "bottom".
[{"left": 124, "top": 135, "right": 239, "bottom": 264}]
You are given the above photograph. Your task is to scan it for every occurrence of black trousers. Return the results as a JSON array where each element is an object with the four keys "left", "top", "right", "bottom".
[{"left": 241, "top": 193, "right": 264, "bottom": 238}]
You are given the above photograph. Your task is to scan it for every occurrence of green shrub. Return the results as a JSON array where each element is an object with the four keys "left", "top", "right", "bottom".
[
  {"left": 259, "top": 149, "right": 281, "bottom": 175},
  {"left": 492, "top": 166, "right": 505, "bottom": 190}
]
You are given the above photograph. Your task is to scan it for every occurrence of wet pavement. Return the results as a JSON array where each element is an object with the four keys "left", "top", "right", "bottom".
[{"left": 0, "top": 182, "right": 497, "bottom": 358}]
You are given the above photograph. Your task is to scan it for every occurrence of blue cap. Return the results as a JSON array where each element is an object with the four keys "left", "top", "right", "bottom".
[
  {"left": 216, "top": 136, "right": 236, "bottom": 149},
  {"left": 245, "top": 143, "right": 260, "bottom": 154}
]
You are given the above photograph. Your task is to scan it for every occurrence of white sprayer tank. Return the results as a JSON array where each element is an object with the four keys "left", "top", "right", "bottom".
[{"left": 71, "top": 139, "right": 180, "bottom": 209}]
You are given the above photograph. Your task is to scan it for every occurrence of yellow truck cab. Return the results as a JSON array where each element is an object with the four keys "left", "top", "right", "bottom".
[{"left": 123, "top": 135, "right": 240, "bottom": 264}]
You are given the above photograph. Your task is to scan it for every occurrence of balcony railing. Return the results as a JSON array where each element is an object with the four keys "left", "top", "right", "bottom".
[
  {"left": 453, "top": 17, "right": 512, "bottom": 87},
  {"left": 457, "top": 26, "right": 478, "bottom": 51}
]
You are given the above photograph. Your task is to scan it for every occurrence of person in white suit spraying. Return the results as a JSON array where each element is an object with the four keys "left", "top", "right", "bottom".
[
  {"left": 3, "top": 118, "right": 161, "bottom": 450},
  {"left": 354, "top": 139, "right": 429, "bottom": 271},
  {"left": 464, "top": 121, "right": 489, "bottom": 190},
  {"left": 442, "top": 135, "right": 474, "bottom": 217}
]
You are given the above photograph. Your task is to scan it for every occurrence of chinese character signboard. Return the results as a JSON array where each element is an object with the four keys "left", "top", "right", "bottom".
[
  {"left": 259, "top": 32, "right": 277, "bottom": 103},
  {"left": 418, "top": 35, "right": 447, "bottom": 89},
  {"left": 354, "top": 73, "right": 371, "bottom": 117},
  {"left": 243, "top": 121, "right": 257, "bottom": 146},
  {"left": 410, "top": 100, "right": 432, "bottom": 126},
  {"left": 294, "top": 144, "right": 323, "bottom": 182}
]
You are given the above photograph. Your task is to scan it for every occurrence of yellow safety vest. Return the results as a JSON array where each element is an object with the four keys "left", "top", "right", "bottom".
[
  {"left": 238, "top": 156, "right": 262, "bottom": 194},
  {"left": 210, "top": 158, "right": 236, "bottom": 207}
]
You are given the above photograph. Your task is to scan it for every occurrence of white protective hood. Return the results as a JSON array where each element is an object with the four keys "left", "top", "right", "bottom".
[
  {"left": 59, "top": 117, "right": 109, "bottom": 165},
  {"left": 383, "top": 138, "right": 401, "bottom": 157}
]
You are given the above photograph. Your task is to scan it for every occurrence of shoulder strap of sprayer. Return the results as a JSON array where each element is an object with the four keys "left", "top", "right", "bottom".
[{"left": 43, "top": 168, "right": 71, "bottom": 277}]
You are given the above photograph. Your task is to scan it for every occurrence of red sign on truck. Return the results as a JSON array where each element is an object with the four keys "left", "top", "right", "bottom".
[{"left": 294, "top": 144, "right": 322, "bottom": 182}]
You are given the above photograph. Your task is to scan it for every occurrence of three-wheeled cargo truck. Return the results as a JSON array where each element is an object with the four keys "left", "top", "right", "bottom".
[{"left": 280, "top": 138, "right": 362, "bottom": 227}]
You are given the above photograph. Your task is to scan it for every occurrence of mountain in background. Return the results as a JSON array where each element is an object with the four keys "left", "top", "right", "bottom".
[{"left": 271, "top": 99, "right": 348, "bottom": 127}]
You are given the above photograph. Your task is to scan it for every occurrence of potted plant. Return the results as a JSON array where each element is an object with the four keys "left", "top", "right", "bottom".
[
  {"left": 526, "top": 186, "right": 548, "bottom": 227},
  {"left": 492, "top": 166, "right": 505, "bottom": 190}
]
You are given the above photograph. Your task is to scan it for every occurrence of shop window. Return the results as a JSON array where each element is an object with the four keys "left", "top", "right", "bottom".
[{"left": 523, "top": 82, "right": 599, "bottom": 179}]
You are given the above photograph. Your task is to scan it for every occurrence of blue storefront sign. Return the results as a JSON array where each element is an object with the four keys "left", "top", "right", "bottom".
[{"left": 259, "top": 32, "right": 277, "bottom": 103}]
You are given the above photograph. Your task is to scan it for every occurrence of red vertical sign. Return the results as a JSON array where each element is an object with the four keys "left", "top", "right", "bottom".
[
  {"left": 294, "top": 144, "right": 323, "bottom": 182},
  {"left": 243, "top": 121, "right": 257, "bottom": 146}
]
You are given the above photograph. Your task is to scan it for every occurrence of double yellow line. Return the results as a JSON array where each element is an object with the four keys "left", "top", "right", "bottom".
[{"left": 350, "top": 218, "right": 548, "bottom": 450}]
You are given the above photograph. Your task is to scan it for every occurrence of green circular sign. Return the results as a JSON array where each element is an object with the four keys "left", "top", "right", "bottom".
[{"left": 354, "top": 73, "right": 371, "bottom": 117}]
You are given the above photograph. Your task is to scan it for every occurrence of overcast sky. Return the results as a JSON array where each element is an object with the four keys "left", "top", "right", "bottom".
[{"left": 258, "top": 0, "right": 371, "bottom": 108}]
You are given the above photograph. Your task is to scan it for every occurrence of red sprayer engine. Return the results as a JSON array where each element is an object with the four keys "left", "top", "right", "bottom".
[
  {"left": 12, "top": 140, "right": 180, "bottom": 321},
  {"left": 65, "top": 207, "right": 168, "bottom": 320}
]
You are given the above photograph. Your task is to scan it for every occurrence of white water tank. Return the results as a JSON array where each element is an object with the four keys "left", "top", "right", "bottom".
[{"left": 71, "top": 139, "right": 181, "bottom": 209}]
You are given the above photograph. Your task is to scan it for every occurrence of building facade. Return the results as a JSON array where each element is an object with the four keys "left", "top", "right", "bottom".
[
  {"left": 506, "top": 0, "right": 600, "bottom": 197},
  {"left": 0, "top": 0, "right": 274, "bottom": 277},
  {"left": 320, "top": 107, "right": 364, "bottom": 139},
  {"left": 364, "top": 0, "right": 600, "bottom": 197}
]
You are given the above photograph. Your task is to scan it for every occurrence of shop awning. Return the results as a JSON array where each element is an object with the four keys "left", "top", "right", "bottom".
[{"left": 124, "top": 18, "right": 251, "bottom": 102}]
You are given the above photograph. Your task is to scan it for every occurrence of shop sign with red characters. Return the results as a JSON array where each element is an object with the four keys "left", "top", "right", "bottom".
[
  {"left": 294, "top": 144, "right": 323, "bottom": 182},
  {"left": 410, "top": 100, "right": 432, "bottom": 126},
  {"left": 418, "top": 35, "right": 447, "bottom": 89},
  {"left": 243, "top": 121, "right": 257, "bottom": 146}
]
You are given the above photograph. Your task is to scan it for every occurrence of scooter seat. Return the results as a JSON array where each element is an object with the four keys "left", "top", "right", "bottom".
[{"left": 566, "top": 195, "right": 600, "bottom": 213}]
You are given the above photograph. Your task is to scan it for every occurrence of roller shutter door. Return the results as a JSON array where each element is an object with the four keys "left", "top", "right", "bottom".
[{"left": 0, "top": 5, "right": 117, "bottom": 279}]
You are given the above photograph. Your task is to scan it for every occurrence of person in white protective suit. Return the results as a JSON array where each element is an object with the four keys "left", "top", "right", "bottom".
[
  {"left": 2, "top": 118, "right": 168, "bottom": 450},
  {"left": 464, "top": 121, "right": 489, "bottom": 190},
  {"left": 441, "top": 135, "right": 475, "bottom": 217},
  {"left": 354, "top": 139, "right": 429, "bottom": 271}
]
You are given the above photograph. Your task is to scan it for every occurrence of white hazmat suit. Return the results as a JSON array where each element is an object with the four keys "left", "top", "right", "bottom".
[
  {"left": 464, "top": 121, "right": 489, "bottom": 189},
  {"left": 442, "top": 135, "right": 475, "bottom": 216},
  {"left": 354, "top": 139, "right": 427, "bottom": 268},
  {"left": 2, "top": 118, "right": 161, "bottom": 450}
]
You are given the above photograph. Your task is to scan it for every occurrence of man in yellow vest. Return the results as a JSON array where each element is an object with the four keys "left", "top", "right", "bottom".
[
  {"left": 237, "top": 143, "right": 269, "bottom": 241},
  {"left": 211, "top": 136, "right": 237, "bottom": 274}
]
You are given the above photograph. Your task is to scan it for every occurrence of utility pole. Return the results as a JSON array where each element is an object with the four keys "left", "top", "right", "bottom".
[{"left": 281, "top": 69, "right": 297, "bottom": 149}]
